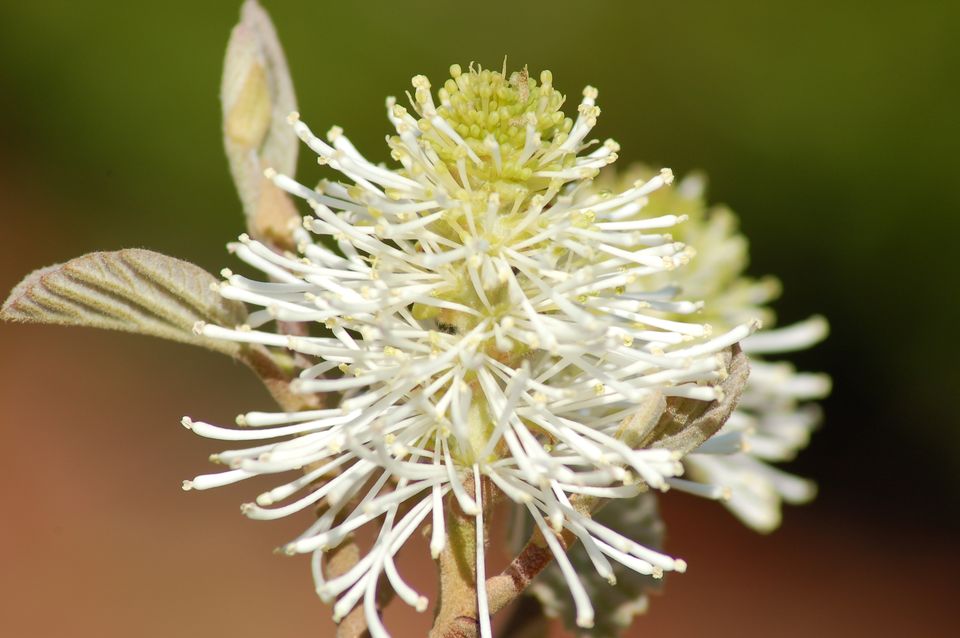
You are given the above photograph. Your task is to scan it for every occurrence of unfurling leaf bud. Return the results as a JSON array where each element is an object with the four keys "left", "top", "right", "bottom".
[{"left": 221, "top": 0, "right": 299, "bottom": 248}]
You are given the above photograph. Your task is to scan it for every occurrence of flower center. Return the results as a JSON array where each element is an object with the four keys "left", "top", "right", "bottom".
[{"left": 395, "top": 63, "right": 576, "bottom": 207}]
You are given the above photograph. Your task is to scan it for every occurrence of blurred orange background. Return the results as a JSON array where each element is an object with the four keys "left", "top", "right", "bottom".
[{"left": 1, "top": 1, "right": 957, "bottom": 636}]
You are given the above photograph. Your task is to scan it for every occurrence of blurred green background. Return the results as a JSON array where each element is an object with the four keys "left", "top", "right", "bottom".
[{"left": 1, "top": 1, "right": 957, "bottom": 636}]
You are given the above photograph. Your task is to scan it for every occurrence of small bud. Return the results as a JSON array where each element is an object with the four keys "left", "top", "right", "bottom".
[{"left": 221, "top": 0, "right": 300, "bottom": 248}]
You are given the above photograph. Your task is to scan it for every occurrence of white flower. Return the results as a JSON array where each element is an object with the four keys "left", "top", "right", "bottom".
[
  {"left": 599, "top": 167, "right": 831, "bottom": 531},
  {"left": 181, "top": 64, "right": 753, "bottom": 636},
  {"left": 693, "top": 316, "right": 830, "bottom": 531}
]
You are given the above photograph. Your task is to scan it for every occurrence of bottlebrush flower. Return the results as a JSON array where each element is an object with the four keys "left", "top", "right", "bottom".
[
  {"left": 182, "top": 64, "right": 754, "bottom": 636},
  {"left": 595, "top": 166, "right": 831, "bottom": 531}
]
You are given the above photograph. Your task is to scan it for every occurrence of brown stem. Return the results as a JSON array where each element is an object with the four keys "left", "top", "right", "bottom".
[
  {"left": 238, "top": 343, "right": 322, "bottom": 412},
  {"left": 430, "top": 476, "right": 483, "bottom": 638},
  {"left": 487, "top": 527, "right": 577, "bottom": 618},
  {"left": 429, "top": 521, "right": 571, "bottom": 638},
  {"left": 430, "top": 482, "right": 609, "bottom": 638}
]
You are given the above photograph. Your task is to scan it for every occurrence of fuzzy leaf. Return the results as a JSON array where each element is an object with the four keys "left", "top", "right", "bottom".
[
  {"left": 222, "top": 0, "right": 300, "bottom": 247},
  {"left": 1, "top": 249, "right": 247, "bottom": 356},
  {"left": 528, "top": 493, "right": 664, "bottom": 638}
]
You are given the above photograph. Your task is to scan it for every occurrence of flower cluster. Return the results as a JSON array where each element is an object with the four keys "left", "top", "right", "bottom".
[
  {"left": 180, "top": 64, "right": 820, "bottom": 637},
  {"left": 590, "top": 166, "right": 831, "bottom": 531}
]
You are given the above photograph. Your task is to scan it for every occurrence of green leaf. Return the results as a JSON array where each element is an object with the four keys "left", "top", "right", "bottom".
[
  {"left": 527, "top": 493, "right": 665, "bottom": 638},
  {"left": 222, "top": 0, "right": 300, "bottom": 247},
  {"left": 1, "top": 249, "right": 247, "bottom": 357}
]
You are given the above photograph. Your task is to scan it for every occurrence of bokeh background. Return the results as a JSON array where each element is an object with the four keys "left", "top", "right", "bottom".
[{"left": 1, "top": 1, "right": 957, "bottom": 636}]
